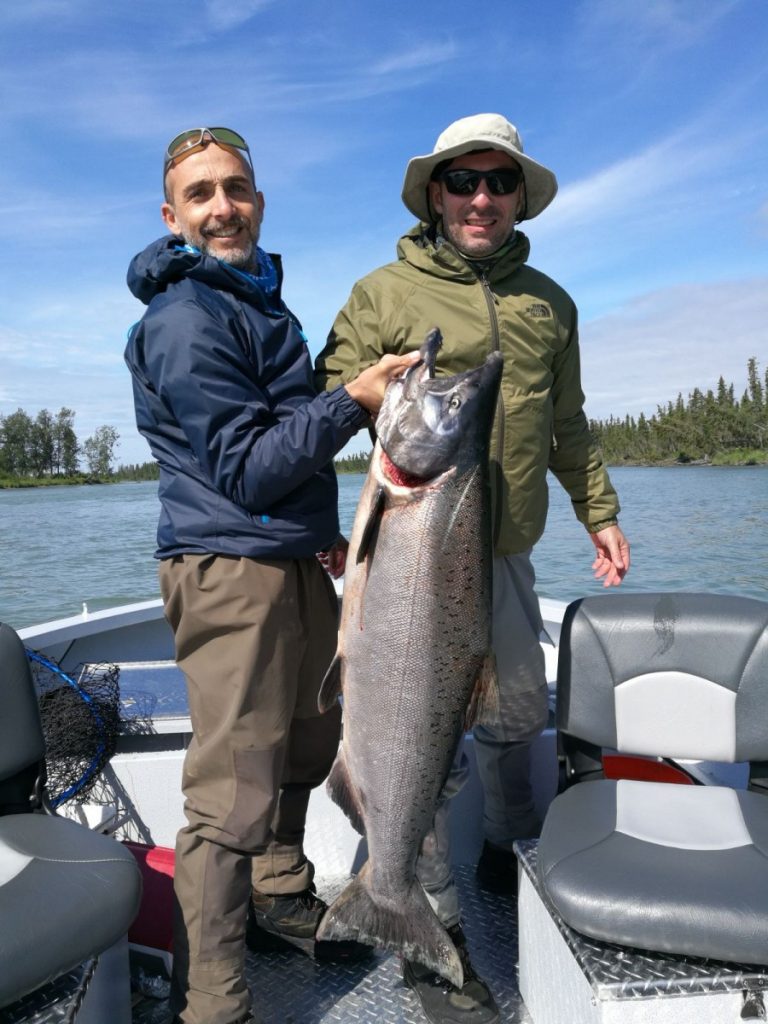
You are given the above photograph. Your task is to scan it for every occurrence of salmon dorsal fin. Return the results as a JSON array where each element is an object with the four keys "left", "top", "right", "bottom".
[
  {"left": 464, "top": 652, "right": 500, "bottom": 731},
  {"left": 318, "top": 653, "right": 343, "bottom": 712},
  {"left": 356, "top": 485, "right": 386, "bottom": 564}
]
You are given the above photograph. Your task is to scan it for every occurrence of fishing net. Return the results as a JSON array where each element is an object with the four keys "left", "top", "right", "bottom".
[{"left": 26, "top": 650, "right": 121, "bottom": 808}]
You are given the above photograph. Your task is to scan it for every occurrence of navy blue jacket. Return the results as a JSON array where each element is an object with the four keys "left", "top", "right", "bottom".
[{"left": 125, "top": 236, "right": 368, "bottom": 559}]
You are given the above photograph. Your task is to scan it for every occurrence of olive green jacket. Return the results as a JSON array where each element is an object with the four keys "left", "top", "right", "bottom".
[{"left": 315, "top": 225, "right": 619, "bottom": 555}]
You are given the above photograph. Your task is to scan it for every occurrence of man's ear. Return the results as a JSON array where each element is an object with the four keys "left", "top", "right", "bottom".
[
  {"left": 161, "top": 201, "right": 179, "bottom": 234},
  {"left": 428, "top": 180, "right": 443, "bottom": 217},
  {"left": 515, "top": 182, "right": 528, "bottom": 223}
]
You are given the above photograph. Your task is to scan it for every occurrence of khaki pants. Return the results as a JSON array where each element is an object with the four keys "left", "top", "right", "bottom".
[
  {"left": 160, "top": 554, "right": 341, "bottom": 1024},
  {"left": 474, "top": 550, "right": 548, "bottom": 846}
]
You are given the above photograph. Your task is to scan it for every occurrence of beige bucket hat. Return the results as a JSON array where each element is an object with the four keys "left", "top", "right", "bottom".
[{"left": 401, "top": 113, "right": 558, "bottom": 223}]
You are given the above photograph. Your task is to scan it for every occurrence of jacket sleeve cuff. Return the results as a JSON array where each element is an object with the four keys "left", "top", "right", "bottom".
[
  {"left": 586, "top": 518, "right": 619, "bottom": 534},
  {"left": 327, "top": 384, "right": 371, "bottom": 430}
]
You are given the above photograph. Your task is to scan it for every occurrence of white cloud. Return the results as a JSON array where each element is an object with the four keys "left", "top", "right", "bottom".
[
  {"left": 0, "top": 285, "right": 147, "bottom": 461},
  {"left": 0, "top": 1, "right": 84, "bottom": 26},
  {"left": 577, "top": 0, "right": 742, "bottom": 52},
  {"left": 580, "top": 276, "right": 768, "bottom": 421},
  {"left": 368, "top": 42, "right": 458, "bottom": 76},
  {"left": 0, "top": 33, "right": 457, "bottom": 148},
  {"left": 539, "top": 116, "right": 762, "bottom": 239},
  {"left": 203, "top": 0, "right": 276, "bottom": 31}
]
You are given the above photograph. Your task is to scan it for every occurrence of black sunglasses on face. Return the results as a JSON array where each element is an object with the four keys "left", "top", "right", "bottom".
[{"left": 439, "top": 167, "right": 523, "bottom": 197}]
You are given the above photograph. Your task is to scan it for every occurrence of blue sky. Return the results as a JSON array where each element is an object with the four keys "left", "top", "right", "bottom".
[{"left": 1, "top": 0, "right": 766, "bottom": 465}]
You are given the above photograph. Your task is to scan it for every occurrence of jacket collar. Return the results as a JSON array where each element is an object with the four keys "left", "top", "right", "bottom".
[
  {"left": 127, "top": 235, "right": 285, "bottom": 311},
  {"left": 396, "top": 223, "right": 531, "bottom": 283}
]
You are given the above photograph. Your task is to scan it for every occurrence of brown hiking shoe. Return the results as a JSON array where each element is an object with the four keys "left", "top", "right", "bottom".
[
  {"left": 250, "top": 886, "right": 326, "bottom": 940},
  {"left": 247, "top": 885, "right": 372, "bottom": 962}
]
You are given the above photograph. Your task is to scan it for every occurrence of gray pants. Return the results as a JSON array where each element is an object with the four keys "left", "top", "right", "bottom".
[
  {"left": 416, "top": 552, "right": 549, "bottom": 926},
  {"left": 159, "top": 554, "right": 341, "bottom": 1024}
]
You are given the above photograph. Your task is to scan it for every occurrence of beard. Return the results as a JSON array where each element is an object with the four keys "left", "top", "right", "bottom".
[
  {"left": 201, "top": 238, "right": 256, "bottom": 269},
  {"left": 194, "top": 216, "right": 260, "bottom": 270},
  {"left": 443, "top": 216, "right": 512, "bottom": 259}
]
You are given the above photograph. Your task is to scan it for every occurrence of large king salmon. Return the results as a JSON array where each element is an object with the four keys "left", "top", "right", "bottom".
[{"left": 316, "top": 328, "right": 503, "bottom": 987}]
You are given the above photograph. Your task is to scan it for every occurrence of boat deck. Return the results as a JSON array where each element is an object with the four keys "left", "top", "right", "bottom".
[{"left": 130, "top": 866, "right": 530, "bottom": 1024}]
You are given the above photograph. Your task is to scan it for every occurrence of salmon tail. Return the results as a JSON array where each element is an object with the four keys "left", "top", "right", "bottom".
[
  {"left": 316, "top": 866, "right": 464, "bottom": 988},
  {"left": 326, "top": 748, "right": 366, "bottom": 835},
  {"left": 464, "top": 651, "right": 501, "bottom": 730}
]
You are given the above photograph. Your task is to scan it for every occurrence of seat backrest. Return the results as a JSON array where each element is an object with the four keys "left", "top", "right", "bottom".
[
  {"left": 556, "top": 593, "right": 768, "bottom": 763},
  {"left": 0, "top": 622, "right": 46, "bottom": 812}
]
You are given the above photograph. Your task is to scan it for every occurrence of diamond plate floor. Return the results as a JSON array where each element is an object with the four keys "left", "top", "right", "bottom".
[{"left": 132, "top": 865, "right": 531, "bottom": 1024}]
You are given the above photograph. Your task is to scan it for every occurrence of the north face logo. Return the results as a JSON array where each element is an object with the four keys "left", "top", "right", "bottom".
[{"left": 526, "top": 303, "right": 551, "bottom": 319}]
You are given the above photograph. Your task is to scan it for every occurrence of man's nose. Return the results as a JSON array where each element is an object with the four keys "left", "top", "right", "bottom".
[
  {"left": 210, "top": 186, "right": 236, "bottom": 216},
  {"left": 470, "top": 185, "right": 496, "bottom": 206}
]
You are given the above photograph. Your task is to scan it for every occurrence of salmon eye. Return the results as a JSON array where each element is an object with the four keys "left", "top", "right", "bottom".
[{"left": 448, "top": 394, "right": 462, "bottom": 412}]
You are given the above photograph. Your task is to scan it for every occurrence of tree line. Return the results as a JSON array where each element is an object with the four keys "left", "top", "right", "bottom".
[
  {"left": 334, "top": 452, "right": 372, "bottom": 473},
  {"left": 589, "top": 358, "right": 767, "bottom": 465},
  {"left": 0, "top": 407, "right": 120, "bottom": 480},
  {"left": 3, "top": 360, "right": 765, "bottom": 484}
]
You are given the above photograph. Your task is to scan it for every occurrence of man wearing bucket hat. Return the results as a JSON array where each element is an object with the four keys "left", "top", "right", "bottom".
[{"left": 316, "top": 113, "right": 630, "bottom": 1024}]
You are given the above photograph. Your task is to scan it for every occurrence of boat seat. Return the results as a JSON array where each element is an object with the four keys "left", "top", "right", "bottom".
[
  {"left": 0, "top": 621, "right": 143, "bottom": 1009},
  {"left": 536, "top": 592, "right": 768, "bottom": 964}
]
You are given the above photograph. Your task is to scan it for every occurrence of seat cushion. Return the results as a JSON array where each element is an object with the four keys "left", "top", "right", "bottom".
[
  {"left": 537, "top": 779, "right": 768, "bottom": 965},
  {"left": 0, "top": 813, "right": 142, "bottom": 1007}
]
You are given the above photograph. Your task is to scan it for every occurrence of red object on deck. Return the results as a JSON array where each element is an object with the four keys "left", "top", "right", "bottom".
[
  {"left": 602, "top": 753, "right": 696, "bottom": 785},
  {"left": 124, "top": 842, "right": 175, "bottom": 952}
]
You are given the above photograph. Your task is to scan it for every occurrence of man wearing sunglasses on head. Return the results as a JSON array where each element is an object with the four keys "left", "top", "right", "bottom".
[
  {"left": 315, "top": 113, "right": 630, "bottom": 1024},
  {"left": 125, "top": 127, "right": 417, "bottom": 1024}
]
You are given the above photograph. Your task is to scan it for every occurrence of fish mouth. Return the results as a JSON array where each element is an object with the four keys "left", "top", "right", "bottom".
[
  {"left": 401, "top": 327, "right": 442, "bottom": 400},
  {"left": 377, "top": 449, "right": 454, "bottom": 491}
]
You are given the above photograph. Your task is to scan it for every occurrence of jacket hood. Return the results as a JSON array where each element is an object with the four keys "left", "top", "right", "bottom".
[
  {"left": 396, "top": 223, "right": 531, "bottom": 284},
  {"left": 126, "top": 235, "right": 283, "bottom": 308}
]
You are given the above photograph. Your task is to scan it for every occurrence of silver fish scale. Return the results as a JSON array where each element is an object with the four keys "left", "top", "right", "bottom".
[
  {"left": 517, "top": 840, "right": 768, "bottom": 1001},
  {"left": 340, "top": 470, "right": 491, "bottom": 899}
]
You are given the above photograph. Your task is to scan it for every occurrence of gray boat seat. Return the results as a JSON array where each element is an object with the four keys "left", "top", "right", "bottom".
[
  {"left": 537, "top": 592, "right": 768, "bottom": 964},
  {"left": 0, "top": 621, "right": 143, "bottom": 1009}
]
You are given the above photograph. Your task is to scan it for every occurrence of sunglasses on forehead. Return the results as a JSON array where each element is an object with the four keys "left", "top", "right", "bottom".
[
  {"left": 164, "top": 127, "right": 252, "bottom": 173},
  {"left": 439, "top": 167, "right": 523, "bottom": 197}
]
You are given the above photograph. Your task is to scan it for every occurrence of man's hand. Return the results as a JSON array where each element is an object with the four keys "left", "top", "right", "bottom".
[
  {"left": 589, "top": 524, "right": 631, "bottom": 587},
  {"left": 317, "top": 535, "right": 349, "bottom": 579},
  {"left": 344, "top": 351, "right": 421, "bottom": 415}
]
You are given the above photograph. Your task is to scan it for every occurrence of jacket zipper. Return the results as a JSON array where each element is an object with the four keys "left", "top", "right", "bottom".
[{"left": 477, "top": 271, "right": 505, "bottom": 548}]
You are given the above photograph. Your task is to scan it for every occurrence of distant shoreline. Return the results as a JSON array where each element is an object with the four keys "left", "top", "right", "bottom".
[
  {"left": 606, "top": 455, "right": 768, "bottom": 468},
  {"left": 2, "top": 454, "right": 766, "bottom": 490}
]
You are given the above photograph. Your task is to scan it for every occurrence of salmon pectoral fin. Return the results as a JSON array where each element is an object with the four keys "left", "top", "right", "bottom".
[
  {"left": 355, "top": 485, "right": 386, "bottom": 564},
  {"left": 464, "top": 651, "right": 501, "bottom": 731},
  {"left": 316, "top": 867, "right": 464, "bottom": 989},
  {"left": 326, "top": 749, "right": 366, "bottom": 835},
  {"left": 318, "top": 653, "right": 343, "bottom": 712}
]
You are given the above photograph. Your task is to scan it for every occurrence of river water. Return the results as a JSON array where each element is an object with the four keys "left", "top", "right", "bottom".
[{"left": 0, "top": 466, "right": 766, "bottom": 631}]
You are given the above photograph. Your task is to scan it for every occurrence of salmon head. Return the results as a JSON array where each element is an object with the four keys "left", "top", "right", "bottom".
[{"left": 375, "top": 327, "right": 503, "bottom": 483}]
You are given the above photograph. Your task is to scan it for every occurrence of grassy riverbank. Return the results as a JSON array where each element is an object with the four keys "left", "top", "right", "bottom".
[
  {"left": 608, "top": 449, "right": 768, "bottom": 468},
  {"left": 0, "top": 474, "right": 108, "bottom": 489},
  {"left": 709, "top": 448, "right": 768, "bottom": 466}
]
